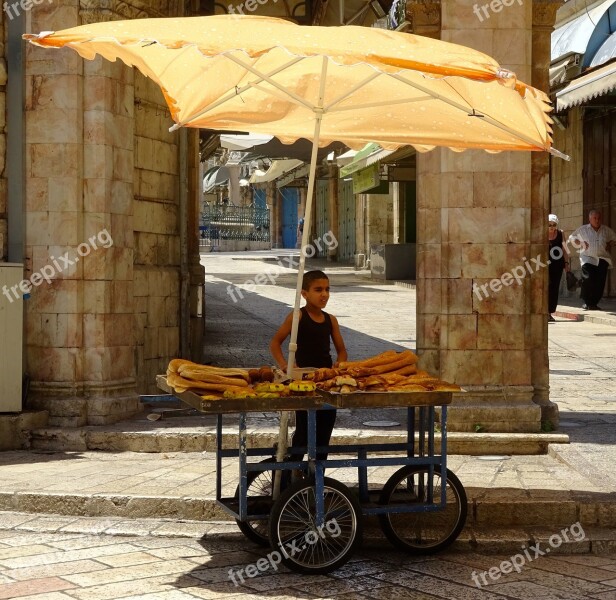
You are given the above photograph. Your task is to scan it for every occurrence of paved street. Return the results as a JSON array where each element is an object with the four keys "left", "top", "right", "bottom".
[
  {"left": 3, "top": 514, "right": 616, "bottom": 600},
  {"left": 2, "top": 250, "right": 616, "bottom": 599}
]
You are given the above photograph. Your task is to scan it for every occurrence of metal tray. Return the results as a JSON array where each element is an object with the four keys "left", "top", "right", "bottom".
[
  {"left": 157, "top": 375, "right": 453, "bottom": 413},
  {"left": 320, "top": 390, "right": 453, "bottom": 409},
  {"left": 156, "top": 375, "right": 330, "bottom": 413}
]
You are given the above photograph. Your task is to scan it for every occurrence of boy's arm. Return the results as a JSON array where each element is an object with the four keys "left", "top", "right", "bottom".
[
  {"left": 269, "top": 312, "right": 295, "bottom": 371},
  {"left": 330, "top": 315, "right": 348, "bottom": 364}
]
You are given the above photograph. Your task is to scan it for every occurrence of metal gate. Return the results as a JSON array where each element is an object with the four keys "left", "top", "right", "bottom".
[
  {"left": 315, "top": 179, "right": 329, "bottom": 257},
  {"left": 337, "top": 179, "right": 356, "bottom": 262}
]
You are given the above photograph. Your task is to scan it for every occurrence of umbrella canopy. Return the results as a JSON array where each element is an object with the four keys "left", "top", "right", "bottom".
[
  {"left": 25, "top": 16, "right": 562, "bottom": 486},
  {"left": 25, "top": 15, "right": 555, "bottom": 154}
]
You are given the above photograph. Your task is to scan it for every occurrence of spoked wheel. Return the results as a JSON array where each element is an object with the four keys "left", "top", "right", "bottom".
[
  {"left": 378, "top": 466, "right": 467, "bottom": 554},
  {"left": 269, "top": 477, "right": 362, "bottom": 574},
  {"left": 234, "top": 457, "right": 275, "bottom": 546}
]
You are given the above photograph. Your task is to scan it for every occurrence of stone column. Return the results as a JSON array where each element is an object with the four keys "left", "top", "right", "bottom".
[
  {"left": 531, "top": 0, "right": 562, "bottom": 426},
  {"left": 0, "top": 13, "right": 6, "bottom": 260},
  {"left": 25, "top": 1, "right": 140, "bottom": 425},
  {"left": 413, "top": 0, "right": 558, "bottom": 432}
]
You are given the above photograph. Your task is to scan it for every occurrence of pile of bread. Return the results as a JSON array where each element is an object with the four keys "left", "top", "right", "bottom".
[
  {"left": 165, "top": 351, "right": 460, "bottom": 400},
  {"left": 305, "top": 350, "right": 461, "bottom": 393},
  {"left": 166, "top": 359, "right": 316, "bottom": 400}
]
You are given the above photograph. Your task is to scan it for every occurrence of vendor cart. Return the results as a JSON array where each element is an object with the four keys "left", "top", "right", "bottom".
[{"left": 157, "top": 375, "right": 467, "bottom": 575}]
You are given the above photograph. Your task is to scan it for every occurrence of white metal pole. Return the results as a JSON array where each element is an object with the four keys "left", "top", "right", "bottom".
[{"left": 274, "top": 56, "right": 329, "bottom": 498}]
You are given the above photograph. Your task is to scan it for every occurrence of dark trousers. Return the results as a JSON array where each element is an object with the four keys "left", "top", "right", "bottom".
[
  {"left": 290, "top": 409, "right": 337, "bottom": 462},
  {"left": 581, "top": 259, "right": 609, "bottom": 307},
  {"left": 548, "top": 265, "right": 563, "bottom": 314}
]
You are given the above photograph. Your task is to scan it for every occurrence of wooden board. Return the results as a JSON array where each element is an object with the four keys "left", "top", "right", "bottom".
[{"left": 157, "top": 375, "right": 452, "bottom": 413}]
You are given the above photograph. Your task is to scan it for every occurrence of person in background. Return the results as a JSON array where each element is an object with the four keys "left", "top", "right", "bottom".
[
  {"left": 568, "top": 209, "right": 616, "bottom": 310},
  {"left": 548, "top": 214, "right": 570, "bottom": 322}
]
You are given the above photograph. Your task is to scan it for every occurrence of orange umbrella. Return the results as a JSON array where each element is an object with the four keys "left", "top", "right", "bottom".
[{"left": 25, "top": 15, "right": 564, "bottom": 479}]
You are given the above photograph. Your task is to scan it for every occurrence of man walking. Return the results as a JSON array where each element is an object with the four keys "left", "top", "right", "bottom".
[{"left": 568, "top": 209, "right": 616, "bottom": 310}]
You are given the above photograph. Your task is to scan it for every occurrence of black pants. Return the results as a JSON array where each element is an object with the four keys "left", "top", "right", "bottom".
[
  {"left": 548, "top": 264, "right": 563, "bottom": 314},
  {"left": 290, "top": 409, "right": 337, "bottom": 462},
  {"left": 581, "top": 259, "right": 609, "bottom": 307}
]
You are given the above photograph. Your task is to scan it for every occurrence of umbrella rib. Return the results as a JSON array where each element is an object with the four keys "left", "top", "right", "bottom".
[
  {"left": 323, "top": 71, "right": 382, "bottom": 111},
  {"left": 247, "top": 82, "right": 318, "bottom": 111},
  {"left": 387, "top": 72, "right": 547, "bottom": 150},
  {"left": 175, "top": 56, "right": 306, "bottom": 127},
  {"left": 441, "top": 77, "right": 549, "bottom": 147},
  {"left": 225, "top": 54, "right": 316, "bottom": 111},
  {"left": 329, "top": 96, "right": 433, "bottom": 112}
]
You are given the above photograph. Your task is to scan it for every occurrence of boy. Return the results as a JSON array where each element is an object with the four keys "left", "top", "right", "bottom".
[{"left": 270, "top": 270, "right": 347, "bottom": 461}]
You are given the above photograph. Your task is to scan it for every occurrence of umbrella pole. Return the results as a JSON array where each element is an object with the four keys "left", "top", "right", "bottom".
[{"left": 273, "top": 57, "right": 328, "bottom": 499}]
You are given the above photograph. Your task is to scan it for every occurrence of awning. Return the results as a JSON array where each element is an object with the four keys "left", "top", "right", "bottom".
[
  {"left": 549, "top": 54, "right": 580, "bottom": 87},
  {"left": 222, "top": 134, "right": 344, "bottom": 162},
  {"left": 203, "top": 166, "right": 230, "bottom": 192},
  {"left": 249, "top": 159, "right": 304, "bottom": 184},
  {"left": 552, "top": 0, "right": 616, "bottom": 62},
  {"left": 276, "top": 163, "right": 310, "bottom": 188},
  {"left": 591, "top": 31, "right": 616, "bottom": 67},
  {"left": 556, "top": 61, "right": 616, "bottom": 110},
  {"left": 339, "top": 143, "right": 393, "bottom": 178},
  {"left": 220, "top": 133, "right": 273, "bottom": 150}
]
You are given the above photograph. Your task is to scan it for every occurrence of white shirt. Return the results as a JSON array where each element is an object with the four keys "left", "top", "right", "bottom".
[{"left": 568, "top": 224, "right": 616, "bottom": 267}]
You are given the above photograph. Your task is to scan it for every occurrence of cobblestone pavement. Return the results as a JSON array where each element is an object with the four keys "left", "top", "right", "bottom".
[
  {"left": 3, "top": 251, "right": 616, "bottom": 599},
  {"left": 3, "top": 514, "right": 616, "bottom": 600}
]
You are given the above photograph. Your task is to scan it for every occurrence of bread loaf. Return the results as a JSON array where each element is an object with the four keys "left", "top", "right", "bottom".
[
  {"left": 167, "top": 372, "right": 246, "bottom": 394},
  {"left": 178, "top": 366, "right": 248, "bottom": 388},
  {"left": 337, "top": 350, "right": 398, "bottom": 370}
]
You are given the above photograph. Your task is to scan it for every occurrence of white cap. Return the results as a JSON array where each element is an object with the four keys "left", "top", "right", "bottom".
[{"left": 548, "top": 214, "right": 559, "bottom": 225}]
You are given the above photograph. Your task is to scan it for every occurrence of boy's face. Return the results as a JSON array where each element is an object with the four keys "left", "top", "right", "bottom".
[{"left": 301, "top": 278, "right": 330, "bottom": 309}]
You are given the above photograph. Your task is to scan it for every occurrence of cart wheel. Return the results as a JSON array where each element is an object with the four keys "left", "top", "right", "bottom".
[
  {"left": 269, "top": 477, "right": 362, "bottom": 574},
  {"left": 234, "top": 457, "right": 275, "bottom": 547},
  {"left": 378, "top": 466, "right": 467, "bottom": 554}
]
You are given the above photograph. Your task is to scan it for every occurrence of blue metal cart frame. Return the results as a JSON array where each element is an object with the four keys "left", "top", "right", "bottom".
[{"left": 157, "top": 375, "right": 467, "bottom": 574}]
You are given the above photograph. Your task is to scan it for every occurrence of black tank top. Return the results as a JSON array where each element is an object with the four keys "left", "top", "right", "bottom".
[{"left": 295, "top": 307, "right": 333, "bottom": 368}]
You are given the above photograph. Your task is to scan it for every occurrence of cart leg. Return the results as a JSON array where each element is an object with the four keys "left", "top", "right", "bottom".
[
  {"left": 216, "top": 414, "right": 223, "bottom": 503},
  {"left": 238, "top": 412, "right": 248, "bottom": 521},
  {"left": 358, "top": 448, "right": 369, "bottom": 503}
]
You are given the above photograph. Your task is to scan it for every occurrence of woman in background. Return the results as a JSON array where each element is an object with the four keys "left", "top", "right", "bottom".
[{"left": 548, "top": 214, "right": 570, "bottom": 322}]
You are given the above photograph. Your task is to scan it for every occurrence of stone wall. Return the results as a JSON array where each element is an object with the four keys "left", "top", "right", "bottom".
[
  {"left": 0, "top": 12, "right": 6, "bottom": 260},
  {"left": 551, "top": 108, "right": 584, "bottom": 236},
  {"left": 357, "top": 190, "right": 394, "bottom": 261},
  {"left": 133, "top": 73, "right": 181, "bottom": 394}
]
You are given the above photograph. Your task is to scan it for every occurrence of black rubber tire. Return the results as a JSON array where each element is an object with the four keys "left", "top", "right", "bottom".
[
  {"left": 378, "top": 466, "right": 467, "bottom": 554},
  {"left": 269, "top": 477, "right": 362, "bottom": 574},
  {"left": 234, "top": 457, "right": 275, "bottom": 547}
]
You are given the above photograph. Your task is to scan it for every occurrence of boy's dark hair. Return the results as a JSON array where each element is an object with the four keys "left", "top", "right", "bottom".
[{"left": 302, "top": 270, "right": 328, "bottom": 291}]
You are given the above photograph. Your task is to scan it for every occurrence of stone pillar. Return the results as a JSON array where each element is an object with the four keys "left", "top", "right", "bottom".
[
  {"left": 25, "top": 0, "right": 139, "bottom": 425},
  {"left": 413, "top": 0, "right": 558, "bottom": 432},
  {"left": 0, "top": 12, "right": 6, "bottom": 260},
  {"left": 531, "top": 0, "right": 562, "bottom": 426}
]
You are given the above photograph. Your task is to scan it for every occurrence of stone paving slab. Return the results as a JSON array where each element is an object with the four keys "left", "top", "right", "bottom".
[
  {"left": 0, "top": 449, "right": 613, "bottom": 531},
  {"left": 3, "top": 518, "right": 616, "bottom": 600}
]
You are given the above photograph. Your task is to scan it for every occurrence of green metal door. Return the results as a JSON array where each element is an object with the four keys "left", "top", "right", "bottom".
[
  {"left": 337, "top": 179, "right": 355, "bottom": 262},
  {"left": 315, "top": 179, "right": 329, "bottom": 258}
]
